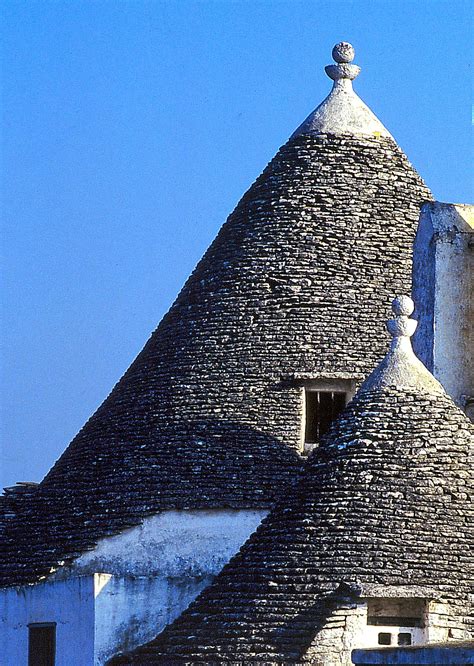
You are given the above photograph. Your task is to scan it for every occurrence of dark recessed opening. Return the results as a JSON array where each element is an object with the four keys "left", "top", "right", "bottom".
[
  {"left": 398, "top": 633, "right": 412, "bottom": 646},
  {"left": 378, "top": 632, "right": 392, "bottom": 646},
  {"left": 305, "top": 391, "right": 346, "bottom": 444},
  {"left": 367, "top": 598, "right": 426, "bottom": 630},
  {"left": 28, "top": 623, "right": 56, "bottom": 666},
  {"left": 368, "top": 616, "right": 422, "bottom": 628}
]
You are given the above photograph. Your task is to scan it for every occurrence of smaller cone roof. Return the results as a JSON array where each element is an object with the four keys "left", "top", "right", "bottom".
[{"left": 109, "top": 296, "right": 474, "bottom": 665}]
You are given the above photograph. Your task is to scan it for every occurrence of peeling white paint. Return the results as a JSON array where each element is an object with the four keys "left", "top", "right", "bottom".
[{"left": 62, "top": 508, "right": 267, "bottom": 580}]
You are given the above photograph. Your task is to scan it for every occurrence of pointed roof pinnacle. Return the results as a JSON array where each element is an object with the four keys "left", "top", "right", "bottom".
[
  {"left": 359, "top": 296, "right": 445, "bottom": 395},
  {"left": 291, "top": 42, "right": 392, "bottom": 139}
]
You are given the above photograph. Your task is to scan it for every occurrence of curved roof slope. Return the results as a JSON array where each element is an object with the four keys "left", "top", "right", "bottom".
[
  {"left": 109, "top": 298, "right": 474, "bottom": 664},
  {"left": 1, "top": 45, "right": 431, "bottom": 587}
]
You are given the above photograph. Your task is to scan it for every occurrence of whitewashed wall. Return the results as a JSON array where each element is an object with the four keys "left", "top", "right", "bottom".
[
  {"left": 0, "top": 574, "right": 101, "bottom": 666},
  {"left": 1, "top": 509, "right": 267, "bottom": 665},
  {"left": 85, "top": 509, "right": 268, "bottom": 664},
  {"left": 67, "top": 509, "right": 267, "bottom": 579},
  {"left": 94, "top": 574, "right": 212, "bottom": 664},
  {"left": 413, "top": 202, "right": 473, "bottom": 415}
]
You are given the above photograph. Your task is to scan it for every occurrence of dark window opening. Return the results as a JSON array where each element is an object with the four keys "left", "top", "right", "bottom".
[
  {"left": 305, "top": 391, "right": 346, "bottom": 444},
  {"left": 378, "top": 632, "right": 392, "bottom": 646},
  {"left": 368, "top": 616, "right": 422, "bottom": 628},
  {"left": 398, "top": 633, "right": 412, "bottom": 646},
  {"left": 28, "top": 623, "right": 56, "bottom": 666},
  {"left": 367, "top": 598, "right": 426, "bottom": 629}
]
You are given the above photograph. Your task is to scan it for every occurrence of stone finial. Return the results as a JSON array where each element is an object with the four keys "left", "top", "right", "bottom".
[
  {"left": 290, "top": 40, "right": 392, "bottom": 139},
  {"left": 325, "top": 42, "right": 360, "bottom": 82},
  {"left": 358, "top": 295, "right": 445, "bottom": 395},
  {"left": 332, "top": 42, "right": 355, "bottom": 63},
  {"left": 387, "top": 296, "right": 417, "bottom": 340}
]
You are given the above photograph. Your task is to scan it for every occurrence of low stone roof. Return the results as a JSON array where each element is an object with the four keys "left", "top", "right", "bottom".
[
  {"left": 0, "top": 44, "right": 431, "bottom": 587},
  {"left": 109, "top": 299, "right": 474, "bottom": 664}
]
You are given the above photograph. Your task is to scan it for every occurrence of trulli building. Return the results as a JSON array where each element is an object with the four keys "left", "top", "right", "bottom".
[
  {"left": 108, "top": 296, "right": 474, "bottom": 665},
  {"left": 0, "top": 43, "right": 472, "bottom": 665}
]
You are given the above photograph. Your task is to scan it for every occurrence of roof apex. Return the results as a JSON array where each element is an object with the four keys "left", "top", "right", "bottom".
[
  {"left": 359, "top": 295, "right": 445, "bottom": 395},
  {"left": 291, "top": 42, "right": 392, "bottom": 140}
]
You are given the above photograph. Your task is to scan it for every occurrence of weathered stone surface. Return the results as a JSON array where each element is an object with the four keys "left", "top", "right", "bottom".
[
  {"left": 0, "top": 128, "right": 430, "bottom": 589},
  {"left": 412, "top": 202, "right": 474, "bottom": 417},
  {"left": 107, "top": 319, "right": 474, "bottom": 664}
]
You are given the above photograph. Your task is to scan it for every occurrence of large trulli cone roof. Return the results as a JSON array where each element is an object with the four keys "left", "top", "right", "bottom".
[
  {"left": 1, "top": 44, "right": 431, "bottom": 587},
  {"left": 109, "top": 297, "right": 474, "bottom": 665}
]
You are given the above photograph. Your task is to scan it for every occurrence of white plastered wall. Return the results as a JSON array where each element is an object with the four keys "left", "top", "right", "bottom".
[
  {"left": 0, "top": 574, "right": 99, "bottom": 666},
  {"left": 0, "top": 509, "right": 267, "bottom": 666},
  {"left": 85, "top": 508, "right": 268, "bottom": 664},
  {"left": 412, "top": 202, "right": 473, "bottom": 415}
]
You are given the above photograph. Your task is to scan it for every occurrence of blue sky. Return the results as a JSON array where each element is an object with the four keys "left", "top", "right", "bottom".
[{"left": 1, "top": 0, "right": 473, "bottom": 489}]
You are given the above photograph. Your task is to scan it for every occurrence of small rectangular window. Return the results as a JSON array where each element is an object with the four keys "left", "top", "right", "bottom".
[
  {"left": 378, "top": 632, "right": 392, "bottom": 646},
  {"left": 28, "top": 623, "right": 56, "bottom": 666},
  {"left": 305, "top": 391, "right": 346, "bottom": 444},
  {"left": 398, "top": 633, "right": 412, "bottom": 646}
]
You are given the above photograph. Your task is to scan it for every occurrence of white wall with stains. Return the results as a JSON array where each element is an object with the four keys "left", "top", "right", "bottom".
[
  {"left": 413, "top": 202, "right": 473, "bottom": 417},
  {"left": 0, "top": 574, "right": 99, "bottom": 666},
  {"left": 0, "top": 509, "right": 267, "bottom": 665},
  {"left": 87, "top": 508, "right": 268, "bottom": 663}
]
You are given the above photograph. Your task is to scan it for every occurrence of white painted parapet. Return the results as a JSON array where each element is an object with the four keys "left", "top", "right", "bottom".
[
  {"left": 0, "top": 508, "right": 267, "bottom": 665},
  {"left": 412, "top": 202, "right": 473, "bottom": 418}
]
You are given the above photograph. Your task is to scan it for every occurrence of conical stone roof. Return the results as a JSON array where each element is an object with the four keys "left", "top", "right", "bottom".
[
  {"left": 1, "top": 44, "right": 432, "bottom": 587},
  {"left": 109, "top": 297, "right": 474, "bottom": 665}
]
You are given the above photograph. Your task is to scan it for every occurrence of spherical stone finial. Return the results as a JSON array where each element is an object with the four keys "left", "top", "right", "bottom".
[
  {"left": 325, "top": 42, "right": 360, "bottom": 82},
  {"left": 332, "top": 42, "right": 355, "bottom": 64},
  {"left": 360, "top": 293, "right": 445, "bottom": 395},
  {"left": 392, "top": 295, "right": 415, "bottom": 317},
  {"left": 387, "top": 295, "right": 417, "bottom": 339}
]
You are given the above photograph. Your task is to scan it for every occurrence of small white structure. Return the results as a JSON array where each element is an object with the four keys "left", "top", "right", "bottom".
[
  {"left": 413, "top": 202, "right": 474, "bottom": 418},
  {"left": 0, "top": 509, "right": 267, "bottom": 666},
  {"left": 360, "top": 595, "right": 443, "bottom": 648},
  {"left": 335, "top": 589, "right": 454, "bottom": 653}
]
